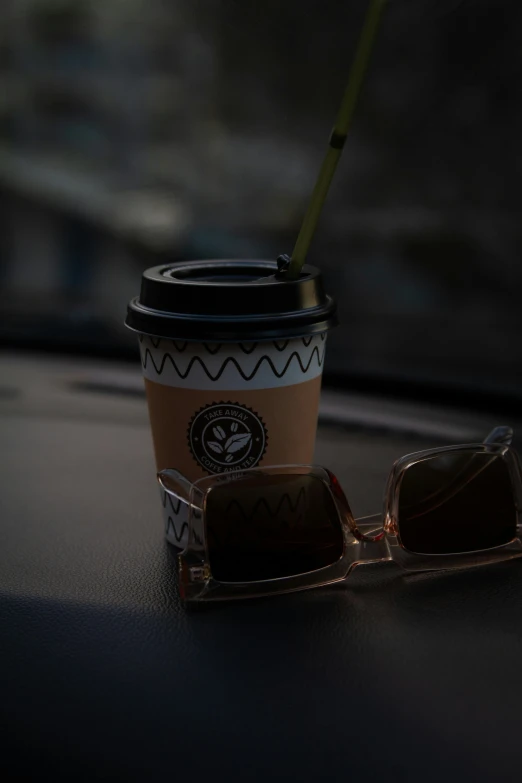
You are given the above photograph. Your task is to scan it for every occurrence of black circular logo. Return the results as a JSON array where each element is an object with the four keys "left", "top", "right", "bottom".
[{"left": 188, "top": 402, "right": 267, "bottom": 474}]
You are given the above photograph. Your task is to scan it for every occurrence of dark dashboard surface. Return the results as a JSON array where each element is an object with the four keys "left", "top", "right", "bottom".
[{"left": 1, "top": 353, "right": 522, "bottom": 782}]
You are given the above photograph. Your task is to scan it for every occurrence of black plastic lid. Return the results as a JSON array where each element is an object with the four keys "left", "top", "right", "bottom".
[{"left": 125, "top": 260, "right": 337, "bottom": 341}]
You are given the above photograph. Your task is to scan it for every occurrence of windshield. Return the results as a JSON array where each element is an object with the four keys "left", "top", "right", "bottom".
[{"left": 1, "top": 0, "right": 520, "bottom": 411}]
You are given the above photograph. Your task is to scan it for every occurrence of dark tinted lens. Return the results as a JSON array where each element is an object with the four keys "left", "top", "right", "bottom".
[
  {"left": 206, "top": 474, "right": 344, "bottom": 582},
  {"left": 398, "top": 452, "right": 516, "bottom": 555}
]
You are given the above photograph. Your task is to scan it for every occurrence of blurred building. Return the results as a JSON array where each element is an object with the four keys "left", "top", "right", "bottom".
[{"left": 0, "top": 0, "right": 521, "bottom": 401}]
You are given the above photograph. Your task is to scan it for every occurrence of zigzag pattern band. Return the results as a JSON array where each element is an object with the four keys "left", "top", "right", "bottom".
[
  {"left": 223, "top": 486, "right": 307, "bottom": 522},
  {"left": 142, "top": 346, "right": 323, "bottom": 381},
  {"left": 140, "top": 335, "right": 326, "bottom": 390},
  {"left": 208, "top": 487, "right": 308, "bottom": 548},
  {"left": 166, "top": 517, "right": 188, "bottom": 543},
  {"left": 164, "top": 487, "right": 309, "bottom": 548},
  {"left": 161, "top": 489, "right": 188, "bottom": 546},
  {"left": 161, "top": 489, "right": 182, "bottom": 515}
]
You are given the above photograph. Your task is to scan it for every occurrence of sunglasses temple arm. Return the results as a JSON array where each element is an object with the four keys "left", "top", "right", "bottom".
[
  {"left": 484, "top": 426, "right": 513, "bottom": 446},
  {"left": 157, "top": 469, "right": 201, "bottom": 511}
]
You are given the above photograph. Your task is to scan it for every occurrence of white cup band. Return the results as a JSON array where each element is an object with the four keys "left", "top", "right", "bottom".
[{"left": 139, "top": 334, "right": 327, "bottom": 391}]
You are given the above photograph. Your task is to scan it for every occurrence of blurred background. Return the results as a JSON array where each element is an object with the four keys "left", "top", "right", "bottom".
[{"left": 1, "top": 0, "right": 521, "bottom": 411}]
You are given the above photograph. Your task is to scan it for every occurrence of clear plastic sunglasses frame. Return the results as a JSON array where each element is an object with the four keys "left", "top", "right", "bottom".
[{"left": 158, "top": 427, "right": 522, "bottom": 602}]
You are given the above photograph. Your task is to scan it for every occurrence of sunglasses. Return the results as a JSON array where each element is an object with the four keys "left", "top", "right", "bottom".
[{"left": 157, "top": 426, "right": 522, "bottom": 602}]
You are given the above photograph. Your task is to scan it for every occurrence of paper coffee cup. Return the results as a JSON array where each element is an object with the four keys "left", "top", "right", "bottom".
[
  {"left": 126, "top": 260, "right": 337, "bottom": 548},
  {"left": 140, "top": 333, "right": 326, "bottom": 545}
]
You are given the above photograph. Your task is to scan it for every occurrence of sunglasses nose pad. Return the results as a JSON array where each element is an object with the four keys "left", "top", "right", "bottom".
[
  {"left": 351, "top": 533, "right": 391, "bottom": 569},
  {"left": 327, "top": 470, "right": 385, "bottom": 544},
  {"left": 354, "top": 512, "right": 385, "bottom": 541}
]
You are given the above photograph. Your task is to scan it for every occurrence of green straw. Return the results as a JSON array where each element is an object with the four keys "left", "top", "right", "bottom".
[{"left": 287, "top": 0, "right": 388, "bottom": 279}]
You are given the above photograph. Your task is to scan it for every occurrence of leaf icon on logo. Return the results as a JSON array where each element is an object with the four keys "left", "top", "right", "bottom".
[
  {"left": 207, "top": 441, "right": 224, "bottom": 454},
  {"left": 213, "top": 426, "right": 226, "bottom": 440},
  {"left": 224, "top": 433, "right": 251, "bottom": 454}
]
